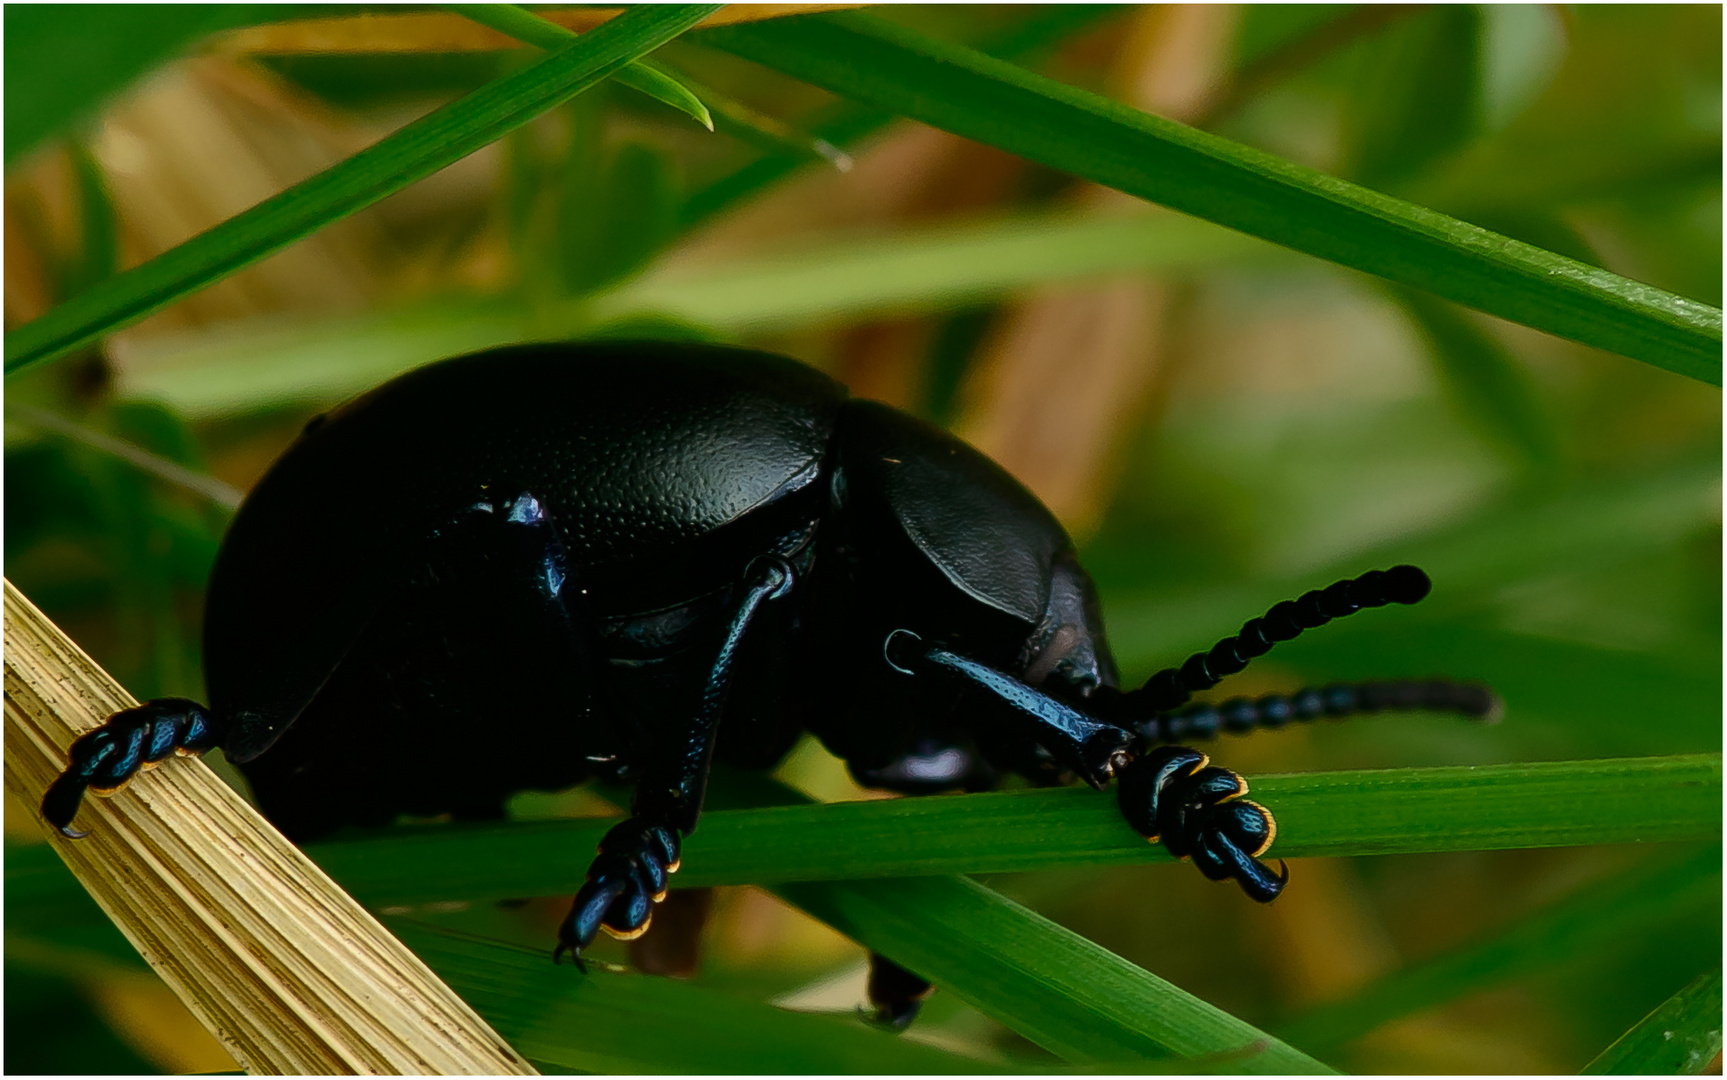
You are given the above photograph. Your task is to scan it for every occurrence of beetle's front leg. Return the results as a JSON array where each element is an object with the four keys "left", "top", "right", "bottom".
[
  {"left": 877, "top": 630, "right": 1285, "bottom": 901},
  {"left": 556, "top": 554, "right": 795, "bottom": 969},
  {"left": 1115, "top": 746, "right": 1286, "bottom": 902}
]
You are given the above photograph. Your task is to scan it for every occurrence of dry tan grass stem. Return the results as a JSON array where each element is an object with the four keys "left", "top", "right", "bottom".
[{"left": 3, "top": 578, "right": 537, "bottom": 1076}]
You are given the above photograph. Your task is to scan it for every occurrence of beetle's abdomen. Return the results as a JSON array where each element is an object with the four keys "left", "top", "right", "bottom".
[{"left": 204, "top": 343, "right": 845, "bottom": 717}]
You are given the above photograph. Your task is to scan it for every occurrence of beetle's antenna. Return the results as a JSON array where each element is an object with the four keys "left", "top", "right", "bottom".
[
  {"left": 1135, "top": 677, "right": 1502, "bottom": 744},
  {"left": 1122, "top": 565, "right": 1432, "bottom": 714}
]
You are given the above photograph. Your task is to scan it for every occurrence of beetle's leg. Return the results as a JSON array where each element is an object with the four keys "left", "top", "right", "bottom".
[
  {"left": 1119, "top": 565, "right": 1432, "bottom": 715},
  {"left": 866, "top": 953, "right": 934, "bottom": 1030},
  {"left": 1109, "top": 678, "right": 1498, "bottom": 900},
  {"left": 40, "top": 699, "right": 224, "bottom": 838},
  {"left": 45, "top": 491, "right": 596, "bottom": 841},
  {"left": 1137, "top": 678, "right": 1502, "bottom": 743},
  {"left": 882, "top": 630, "right": 1132, "bottom": 789},
  {"left": 556, "top": 554, "right": 795, "bottom": 969},
  {"left": 1115, "top": 746, "right": 1287, "bottom": 902}
]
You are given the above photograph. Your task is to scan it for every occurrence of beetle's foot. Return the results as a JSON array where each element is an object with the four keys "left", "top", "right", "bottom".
[
  {"left": 866, "top": 953, "right": 933, "bottom": 1031},
  {"left": 555, "top": 816, "right": 681, "bottom": 970},
  {"left": 41, "top": 698, "right": 219, "bottom": 839},
  {"left": 1116, "top": 746, "right": 1287, "bottom": 903}
]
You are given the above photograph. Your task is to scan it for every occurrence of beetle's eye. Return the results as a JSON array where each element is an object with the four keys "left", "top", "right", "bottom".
[{"left": 1024, "top": 624, "right": 1080, "bottom": 685}]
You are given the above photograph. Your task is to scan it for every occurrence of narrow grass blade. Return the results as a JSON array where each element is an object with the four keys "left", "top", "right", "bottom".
[
  {"left": 449, "top": 4, "right": 713, "bottom": 129},
  {"left": 591, "top": 209, "right": 1282, "bottom": 332},
  {"left": 6, "top": 402, "right": 243, "bottom": 511},
  {"left": 698, "top": 12, "right": 1723, "bottom": 384},
  {"left": 15, "top": 756, "right": 1718, "bottom": 917},
  {"left": 1583, "top": 967, "right": 1724, "bottom": 1075},
  {"left": 111, "top": 209, "right": 1282, "bottom": 416},
  {"left": 3, "top": 4, "right": 721, "bottom": 379},
  {"left": 679, "top": 4, "right": 1125, "bottom": 228},
  {"left": 390, "top": 921, "right": 988, "bottom": 1073},
  {"left": 295, "top": 754, "right": 1726, "bottom": 906},
  {"left": 1275, "top": 846, "right": 1722, "bottom": 1050},
  {"left": 778, "top": 876, "right": 1331, "bottom": 1072}
]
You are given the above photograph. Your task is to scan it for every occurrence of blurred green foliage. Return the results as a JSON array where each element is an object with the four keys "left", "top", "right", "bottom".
[{"left": 4, "top": 4, "right": 1719, "bottom": 1074}]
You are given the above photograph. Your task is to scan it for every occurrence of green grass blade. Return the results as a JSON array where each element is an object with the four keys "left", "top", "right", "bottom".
[
  {"left": 13, "top": 756, "right": 1717, "bottom": 918},
  {"left": 1583, "top": 967, "right": 1724, "bottom": 1075},
  {"left": 293, "top": 754, "right": 1720, "bottom": 907},
  {"left": 110, "top": 209, "right": 1283, "bottom": 416},
  {"left": 1275, "top": 846, "right": 1722, "bottom": 1051},
  {"left": 777, "top": 875, "right": 1331, "bottom": 1072},
  {"left": 448, "top": 4, "right": 713, "bottom": 130},
  {"left": 2, "top": 4, "right": 721, "bottom": 379},
  {"left": 678, "top": 4, "right": 1126, "bottom": 229},
  {"left": 389, "top": 920, "right": 986, "bottom": 1073},
  {"left": 698, "top": 12, "right": 1723, "bottom": 385},
  {"left": 707, "top": 773, "right": 1329, "bottom": 1072},
  {"left": 590, "top": 209, "right": 1283, "bottom": 332}
]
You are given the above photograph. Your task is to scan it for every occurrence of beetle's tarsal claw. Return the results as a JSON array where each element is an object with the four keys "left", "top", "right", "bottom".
[
  {"left": 1237, "top": 858, "right": 1290, "bottom": 904},
  {"left": 41, "top": 772, "right": 93, "bottom": 838},
  {"left": 559, "top": 872, "right": 628, "bottom": 970}
]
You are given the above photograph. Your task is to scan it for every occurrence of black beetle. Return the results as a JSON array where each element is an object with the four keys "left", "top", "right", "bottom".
[{"left": 43, "top": 341, "right": 1497, "bottom": 1027}]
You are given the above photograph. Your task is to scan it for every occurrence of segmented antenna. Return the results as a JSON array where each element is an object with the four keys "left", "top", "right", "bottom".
[
  {"left": 1136, "top": 677, "right": 1501, "bottom": 744},
  {"left": 1127, "top": 565, "right": 1432, "bottom": 714}
]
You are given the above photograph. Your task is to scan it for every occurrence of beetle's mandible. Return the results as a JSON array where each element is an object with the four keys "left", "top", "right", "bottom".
[{"left": 42, "top": 341, "right": 1499, "bottom": 1028}]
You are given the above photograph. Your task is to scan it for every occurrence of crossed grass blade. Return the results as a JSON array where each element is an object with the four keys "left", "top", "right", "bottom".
[
  {"left": 697, "top": 12, "right": 1723, "bottom": 385},
  {"left": 3, "top": 4, "right": 721, "bottom": 379},
  {"left": 389, "top": 921, "right": 994, "bottom": 1074}
]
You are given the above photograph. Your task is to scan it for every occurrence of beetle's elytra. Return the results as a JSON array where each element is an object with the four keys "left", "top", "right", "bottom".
[{"left": 43, "top": 341, "right": 1498, "bottom": 1028}]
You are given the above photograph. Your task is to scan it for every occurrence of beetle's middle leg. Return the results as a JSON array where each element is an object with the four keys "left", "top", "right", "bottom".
[{"left": 556, "top": 554, "right": 795, "bottom": 968}]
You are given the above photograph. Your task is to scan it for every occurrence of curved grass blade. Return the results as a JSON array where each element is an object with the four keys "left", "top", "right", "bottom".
[
  {"left": 697, "top": 12, "right": 1723, "bottom": 385},
  {"left": 777, "top": 875, "right": 1331, "bottom": 1072},
  {"left": 1275, "top": 845, "right": 1722, "bottom": 1051},
  {"left": 6, "top": 402, "right": 243, "bottom": 511},
  {"left": 707, "top": 773, "right": 1330, "bottom": 1073},
  {"left": 1583, "top": 967, "right": 1724, "bottom": 1075},
  {"left": 3, "top": 4, "right": 721, "bottom": 379},
  {"left": 448, "top": 4, "right": 713, "bottom": 130},
  {"left": 390, "top": 921, "right": 990, "bottom": 1073}
]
